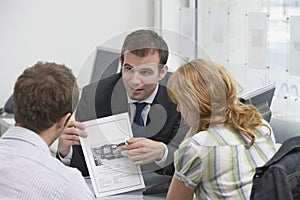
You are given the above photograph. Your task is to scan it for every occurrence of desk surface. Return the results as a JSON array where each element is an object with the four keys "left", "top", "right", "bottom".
[{"left": 86, "top": 179, "right": 166, "bottom": 200}]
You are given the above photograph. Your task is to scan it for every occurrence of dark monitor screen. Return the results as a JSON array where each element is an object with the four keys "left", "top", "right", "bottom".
[
  {"left": 90, "top": 47, "right": 120, "bottom": 83},
  {"left": 239, "top": 84, "right": 276, "bottom": 122}
]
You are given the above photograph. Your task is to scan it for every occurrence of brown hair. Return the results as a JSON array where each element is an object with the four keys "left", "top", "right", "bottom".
[
  {"left": 167, "top": 59, "right": 269, "bottom": 148},
  {"left": 120, "top": 29, "right": 169, "bottom": 67},
  {"left": 13, "top": 62, "right": 79, "bottom": 133}
]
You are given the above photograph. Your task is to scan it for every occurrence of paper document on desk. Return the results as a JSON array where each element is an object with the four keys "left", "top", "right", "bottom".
[
  {"left": 80, "top": 112, "right": 145, "bottom": 198},
  {"left": 1, "top": 118, "right": 15, "bottom": 125}
]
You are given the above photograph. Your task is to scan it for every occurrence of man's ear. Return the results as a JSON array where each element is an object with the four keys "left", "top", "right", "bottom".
[
  {"left": 158, "top": 65, "right": 168, "bottom": 81},
  {"left": 57, "top": 113, "right": 71, "bottom": 129}
]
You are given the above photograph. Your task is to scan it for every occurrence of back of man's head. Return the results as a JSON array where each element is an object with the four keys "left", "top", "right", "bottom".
[
  {"left": 120, "top": 29, "right": 169, "bottom": 66},
  {"left": 13, "top": 62, "right": 79, "bottom": 133}
]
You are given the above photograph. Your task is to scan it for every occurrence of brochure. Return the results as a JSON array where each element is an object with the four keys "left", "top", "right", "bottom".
[{"left": 80, "top": 112, "right": 145, "bottom": 198}]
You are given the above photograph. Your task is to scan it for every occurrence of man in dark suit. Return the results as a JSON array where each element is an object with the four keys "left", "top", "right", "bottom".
[{"left": 57, "top": 29, "right": 187, "bottom": 176}]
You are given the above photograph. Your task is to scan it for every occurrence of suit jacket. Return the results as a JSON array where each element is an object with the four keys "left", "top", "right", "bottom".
[{"left": 71, "top": 73, "right": 187, "bottom": 176}]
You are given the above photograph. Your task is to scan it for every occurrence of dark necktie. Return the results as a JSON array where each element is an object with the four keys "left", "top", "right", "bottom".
[{"left": 132, "top": 102, "right": 148, "bottom": 137}]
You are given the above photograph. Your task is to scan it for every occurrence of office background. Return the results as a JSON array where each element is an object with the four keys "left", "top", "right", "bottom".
[
  {"left": 0, "top": 0, "right": 157, "bottom": 105},
  {"left": 1, "top": 0, "right": 300, "bottom": 141}
]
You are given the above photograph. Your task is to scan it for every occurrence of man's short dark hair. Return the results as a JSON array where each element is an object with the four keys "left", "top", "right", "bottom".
[
  {"left": 13, "top": 62, "right": 79, "bottom": 133},
  {"left": 120, "top": 29, "right": 169, "bottom": 67}
]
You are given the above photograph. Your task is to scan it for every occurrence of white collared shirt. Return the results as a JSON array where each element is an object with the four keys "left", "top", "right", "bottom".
[
  {"left": 127, "top": 83, "right": 168, "bottom": 165},
  {"left": 127, "top": 83, "right": 158, "bottom": 124},
  {"left": 0, "top": 126, "right": 94, "bottom": 199}
]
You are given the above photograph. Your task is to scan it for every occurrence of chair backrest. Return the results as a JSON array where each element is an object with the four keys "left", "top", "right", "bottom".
[
  {"left": 4, "top": 95, "right": 14, "bottom": 114},
  {"left": 250, "top": 136, "right": 300, "bottom": 200}
]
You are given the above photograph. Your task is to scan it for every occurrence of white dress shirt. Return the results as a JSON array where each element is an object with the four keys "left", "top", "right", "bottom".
[
  {"left": 0, "top": 126, "right": 94, "bottom": 199},
  {"left": 127, "top": 83, "right": 168, "bottom": 165}
]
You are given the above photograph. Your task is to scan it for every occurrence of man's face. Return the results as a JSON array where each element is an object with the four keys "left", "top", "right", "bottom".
[{"left": 121, "top": 51, "right": 167, "bottom": 101}]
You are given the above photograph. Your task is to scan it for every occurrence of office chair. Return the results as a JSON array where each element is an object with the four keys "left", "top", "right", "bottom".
[
  {"left": 2, "top": 95, "right": 14, "bottom": 114},
  {"left": 250, "top": 136, "right": 300, "bottom": 200}
]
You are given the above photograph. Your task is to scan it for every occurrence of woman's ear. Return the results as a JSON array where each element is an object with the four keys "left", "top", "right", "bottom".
[{"left": 57, "top": 113, "right": 71, "bottom": 129}]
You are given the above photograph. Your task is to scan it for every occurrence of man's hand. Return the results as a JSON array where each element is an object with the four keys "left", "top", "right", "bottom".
[
  {"left": 117, "top": 138, "right": 165, "bottom": 165},
  {"left": 58, "top": 121, "right": 87, "bottom": 157}
]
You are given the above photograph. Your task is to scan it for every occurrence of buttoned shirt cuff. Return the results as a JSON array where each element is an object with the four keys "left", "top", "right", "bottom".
[
  {"left": 154, "top": 142, "right": 168, "bottom": 167},
  {"left": 58, "top": 146, "right": 73, "bottom": 166}
]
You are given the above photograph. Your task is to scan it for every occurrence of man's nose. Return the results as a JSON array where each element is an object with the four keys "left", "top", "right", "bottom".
[{"left": 130, "top": 72, "right": 142, "bottom": 85}]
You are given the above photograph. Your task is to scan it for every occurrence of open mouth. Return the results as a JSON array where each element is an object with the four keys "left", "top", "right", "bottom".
[
  {"left": 129, "top": 87, "right": 144, "bottom": 97},
  {"left": 130, "top": 86, "right": 143, "bottom": 92},
  {"left": 132, "top": 88, "right": 143, "bottom": 94}
]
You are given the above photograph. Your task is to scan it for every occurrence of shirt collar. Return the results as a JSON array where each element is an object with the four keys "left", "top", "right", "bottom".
[
  {"left": 127, "top": 83, "right": 159, "bottom": 104},
  {"left": 2, "top": 126, "right": 51, "bottom": 156}
]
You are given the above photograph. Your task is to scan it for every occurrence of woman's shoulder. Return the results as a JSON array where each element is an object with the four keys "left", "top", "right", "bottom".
[
  {"left": 191, "top": 127, "right": 240, "bottom": 146},
  {"left": 189, "top": 130, "right": 211, "bottom": 145},
  {"left": 256, "top": 119, "right": 276, "bottom": 142}
]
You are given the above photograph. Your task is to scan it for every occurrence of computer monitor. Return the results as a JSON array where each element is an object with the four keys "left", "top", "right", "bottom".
[
  {"left": 239, "top": 84, "right": 276, "bottom": 122},
  {"left": 90, "top": 47, "right": 121, "bottom": 83}
]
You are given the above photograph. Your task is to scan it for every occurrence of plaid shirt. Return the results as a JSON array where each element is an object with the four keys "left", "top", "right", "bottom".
[{"left": 174, "top": 121, "right": 276, "bottom": 200}]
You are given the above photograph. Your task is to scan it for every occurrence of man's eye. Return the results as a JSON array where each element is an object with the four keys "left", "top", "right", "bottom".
[
  {"left": 124, "top": 66, "right": 132, "bottom": 71},
  {"left": 141, "top": 70, "right": 152, "bottom": 75}
]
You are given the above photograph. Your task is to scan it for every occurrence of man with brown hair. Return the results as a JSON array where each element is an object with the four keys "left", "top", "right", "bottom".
[
  {"left": 0, "top": 62, "right": 94, "bottom": 199},
  {"left": 58, "top": 29, "right": 188, "bottom": 177}
]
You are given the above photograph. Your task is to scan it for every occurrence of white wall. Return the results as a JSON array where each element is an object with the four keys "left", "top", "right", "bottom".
[{"left": 0, "top": 0, "right": 155, "bottom": 106}]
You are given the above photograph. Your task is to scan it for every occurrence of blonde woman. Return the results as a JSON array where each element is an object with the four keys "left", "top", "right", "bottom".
[{"left": 166, "top": 59, "right": 276, "bottom": 200}]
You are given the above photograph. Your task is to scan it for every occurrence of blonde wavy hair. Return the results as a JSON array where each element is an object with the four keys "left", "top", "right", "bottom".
[{"left": 167, "top": 59, "right": 269, "bottom": 148}]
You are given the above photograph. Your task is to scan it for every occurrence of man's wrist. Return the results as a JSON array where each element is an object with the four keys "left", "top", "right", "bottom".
[
  {"left": 154, "top": 143, "right": 168, "bottom": 166},
  {"left": 58, "top": 146, "right": 73, "bottom": 166}
]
